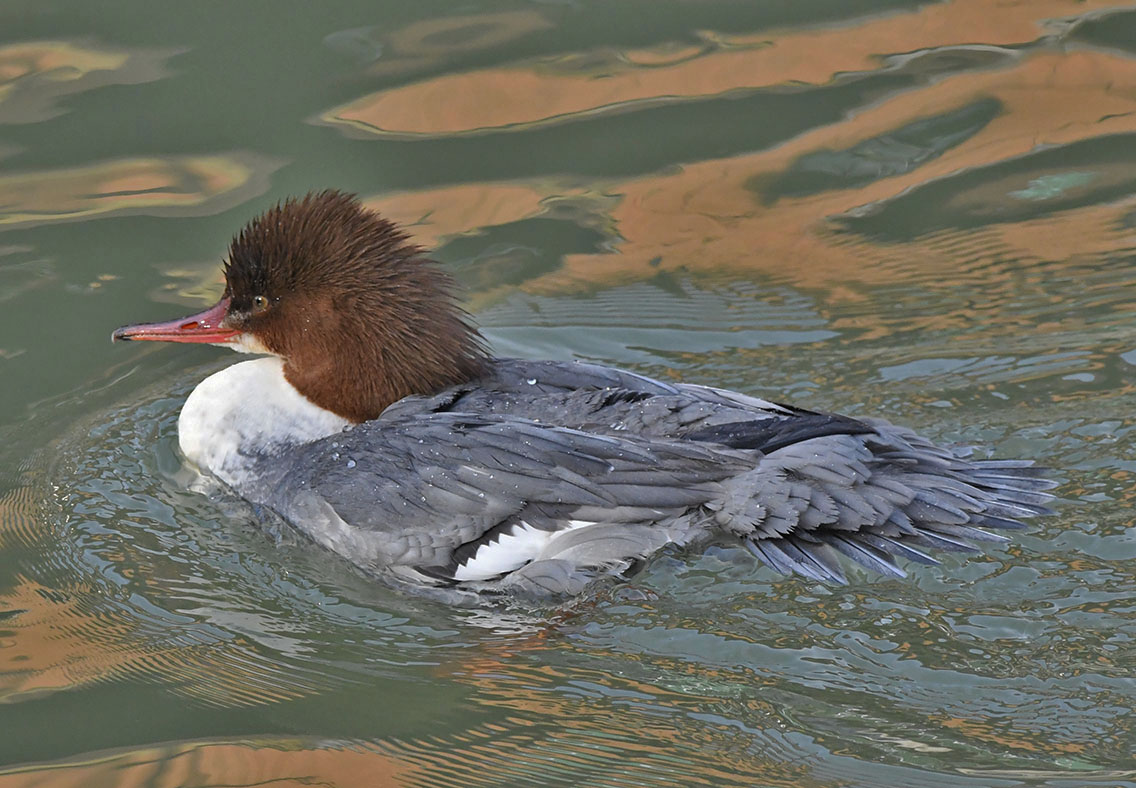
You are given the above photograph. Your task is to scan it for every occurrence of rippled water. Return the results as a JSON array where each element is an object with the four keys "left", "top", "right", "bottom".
[{"left": 1, "top": 1, "right": 1134, "bottom": 786}]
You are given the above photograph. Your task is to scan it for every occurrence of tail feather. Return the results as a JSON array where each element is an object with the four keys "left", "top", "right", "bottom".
[
  {"left": 784, "top": 537, "right": 848, "bottom": 584},
  {"left": 746, "top": 537, "right": 848, "bottom": 584},
  {"left": 746, "top": 539, "right": 807, "bottom": 578},
  {"left": 829, "top": 534, "right": 908, "bottom": 578},
  {"left": 908, "top": 530, "right": 984, "bottom": 553},
  {"left": 922, "top": 522, "right": 1010, "bottom": 543},
  {"left": 856, "top": 533, "right": 940, "bottom": 566},
  {"left": 973, "top": 514, "right": 1031, "bottom": 531},
  {"left": 734, "top": 426, "right": 1055, "bottom": 582}
]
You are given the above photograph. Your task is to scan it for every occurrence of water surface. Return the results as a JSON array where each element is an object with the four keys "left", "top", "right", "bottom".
[{"left": 1, "top": 1, "right": 1134, "bottom": 786}]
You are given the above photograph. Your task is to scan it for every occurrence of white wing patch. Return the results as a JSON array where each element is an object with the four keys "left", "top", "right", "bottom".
[{"left": 453, "top": 520, "right": 594, "bottom": 581}]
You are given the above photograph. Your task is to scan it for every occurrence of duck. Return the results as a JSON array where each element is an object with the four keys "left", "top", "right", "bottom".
[{"left": 112, "top": 190, "right": 1054, "bottom": 601}]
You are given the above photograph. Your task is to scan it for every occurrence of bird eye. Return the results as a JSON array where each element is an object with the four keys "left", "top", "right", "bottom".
[{"left": 253, "top": 295, "right": 269, "bottom": 312}]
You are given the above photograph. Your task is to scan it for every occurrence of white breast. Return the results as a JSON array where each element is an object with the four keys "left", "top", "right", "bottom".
[{"left": 178, "top": 357, "right": 350, "bottom": 488}]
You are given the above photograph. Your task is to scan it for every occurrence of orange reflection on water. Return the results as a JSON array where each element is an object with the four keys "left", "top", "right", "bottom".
[
  {"left": 0, "top": 477, "right": 318, "bottom": 709},
  {"left": 362, "top": 181, "right": 581, "bottom": 250},
  {"left": 359, "top": 44, "right": 1136, "bottom": 313},
  {"left": 0, "top": 40, "right": 172, "bottom": 125},
  {"left": 0, "top": 577, "right": 134, "bottom": 703},
  {"left": 322, "top": 0, "right": 1125, "bottom": 137},
  {"left": 546, "top": 48, "right": 1136, "bottom": 293},
  {"left": 0, "top": 154, "right": 281, "bottom": 229},
  {"left": 0, "top": 739, "right": 415, "bottom": 788}
]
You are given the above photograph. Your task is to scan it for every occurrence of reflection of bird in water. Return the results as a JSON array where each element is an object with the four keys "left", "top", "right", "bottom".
[{"left": 113, "top": 191, "right": 1055, "bottom": 603}]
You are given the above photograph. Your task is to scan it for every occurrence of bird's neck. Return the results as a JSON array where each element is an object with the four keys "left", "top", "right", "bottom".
[{"left": 178, "top": 357, "right": 350, "bottom": 488}]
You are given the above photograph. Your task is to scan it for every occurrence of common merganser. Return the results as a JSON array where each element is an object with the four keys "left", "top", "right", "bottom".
[{"left": 112, "top": 191, "right": 1054, "bottom": 600}]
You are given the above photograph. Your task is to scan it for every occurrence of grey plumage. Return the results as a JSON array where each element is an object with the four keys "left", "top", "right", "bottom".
[{"left": 245, "top": 359, "right": 1054, "bottom": 598}]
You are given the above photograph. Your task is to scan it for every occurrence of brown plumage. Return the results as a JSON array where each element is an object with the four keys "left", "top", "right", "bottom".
[{"left": 221, "top": 191, "right": 488, "bottom": 422}]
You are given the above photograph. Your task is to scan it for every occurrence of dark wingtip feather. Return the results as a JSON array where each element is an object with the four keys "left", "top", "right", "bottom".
[
  {"left": 856, "top": 533, "right": 941, "bottom": 566},
  {"left": 782, "top": 537, "right": 849, "bottom": 584},
  {"left": 828, "top": 535, "right": 908, "bottom": 578},
  {"left": 746, "top": 539, "right": 849, "bottom": 584},
  {"left": 745, "top": 539, "right": 798, "bottom": 577}
]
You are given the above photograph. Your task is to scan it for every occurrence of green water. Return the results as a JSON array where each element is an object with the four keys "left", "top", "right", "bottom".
[{"left": 1, "top": 1, "right": 1134, "bottom": 785}]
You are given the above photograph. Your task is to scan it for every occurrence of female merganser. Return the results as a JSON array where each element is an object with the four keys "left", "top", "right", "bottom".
[{"left": 113, "top": 191, "right": 1054, "bottom": 600}]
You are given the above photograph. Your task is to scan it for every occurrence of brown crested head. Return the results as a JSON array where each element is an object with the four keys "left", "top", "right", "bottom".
[{"left": 220, "top": 190, "right": 488, "bottom": 421}]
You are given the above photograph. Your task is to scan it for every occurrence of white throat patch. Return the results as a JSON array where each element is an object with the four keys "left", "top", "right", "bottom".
[{"left": 178, "top": 357, "right": 350, "bottom": 488}]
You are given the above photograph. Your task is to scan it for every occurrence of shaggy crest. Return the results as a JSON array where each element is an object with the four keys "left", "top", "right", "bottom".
[{"left": 222, "top": 191, "right": 488, "bottom": 421}]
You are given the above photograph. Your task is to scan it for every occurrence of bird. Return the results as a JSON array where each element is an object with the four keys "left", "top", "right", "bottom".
[{"left": 112, "top": 190, "right": 1055, "bottom": 602}]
